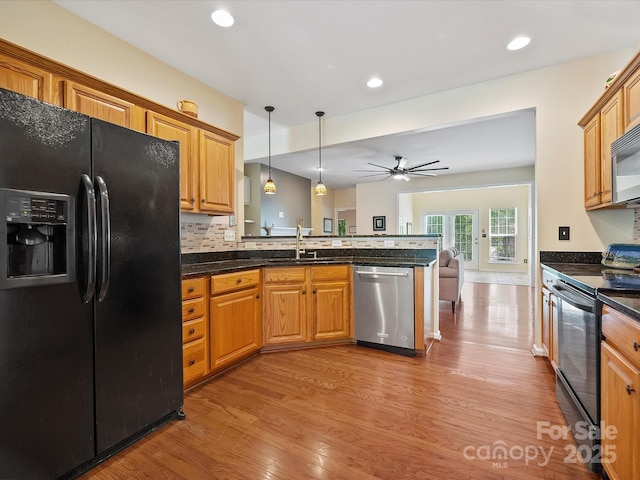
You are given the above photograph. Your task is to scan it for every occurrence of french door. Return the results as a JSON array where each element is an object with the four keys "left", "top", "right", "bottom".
[
  {"left": 451, "top": 212, "right": 479, "bottom": 270},
  {"left": 425, "top": 211, "right": 478, "bottom": 270}
]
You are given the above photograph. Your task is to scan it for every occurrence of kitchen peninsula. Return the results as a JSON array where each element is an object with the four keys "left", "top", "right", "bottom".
[{"left": 180, "top": 235, "right": 440, "bottom": 390}]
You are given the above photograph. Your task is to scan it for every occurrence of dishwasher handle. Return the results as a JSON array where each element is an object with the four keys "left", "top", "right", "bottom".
[{"left": 355, "top": 271, "right": 409, "bottom": 278}]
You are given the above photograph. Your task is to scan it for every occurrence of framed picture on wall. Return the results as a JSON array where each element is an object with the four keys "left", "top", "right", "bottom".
[
  {"left": 373, "top": 216, "right": 386, "bottom": 231},
  {"left": 323, "top": 217, "right": 333, "bottom": 233}
]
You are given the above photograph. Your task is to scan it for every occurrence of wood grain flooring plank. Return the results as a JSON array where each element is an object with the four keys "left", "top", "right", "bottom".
[{"left": 80, "top": 283, "right": 598, "bottom": 480}]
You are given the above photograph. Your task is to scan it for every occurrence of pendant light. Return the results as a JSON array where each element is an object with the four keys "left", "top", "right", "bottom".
[
  {"left": 263, "top": 106, "right": 276, "bottom": 194},
  {"left": 315, "top": 111, "right": 327, "bottom": 196}
]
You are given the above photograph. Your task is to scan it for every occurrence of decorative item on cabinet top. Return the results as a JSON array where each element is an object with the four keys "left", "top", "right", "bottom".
[{"left": 177, "top": 99, "right": 198, "bottom": 118}]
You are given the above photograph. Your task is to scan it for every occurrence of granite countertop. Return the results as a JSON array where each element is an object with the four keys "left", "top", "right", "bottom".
[
  {"left": 541, "top": 261, "right": 640, "bottom": 321},
  {"left": 181, "top": 252, "right": 437, "bottom": 277}
]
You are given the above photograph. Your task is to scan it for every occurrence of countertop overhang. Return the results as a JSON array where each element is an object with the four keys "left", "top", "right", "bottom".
[{"left": 182, "top": 249, "right": 437, "bottom": 277}]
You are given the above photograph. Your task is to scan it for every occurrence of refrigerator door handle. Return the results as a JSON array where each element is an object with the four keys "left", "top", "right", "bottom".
[
  {"left": 81, "top": 174, "right": 97, "bottom": 303},
  {"left": 95, "top": 176, "right": 111, "bottom": 302}
]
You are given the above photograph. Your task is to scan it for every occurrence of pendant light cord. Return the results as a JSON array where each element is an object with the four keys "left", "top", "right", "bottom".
[{"left": 316, "top": 111, "right": 324, "bottom": 182}]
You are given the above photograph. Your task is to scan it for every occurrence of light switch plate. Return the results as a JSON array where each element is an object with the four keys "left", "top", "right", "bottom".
[
  {"left": 224, "top": 230, "right": 236, "bottom": 241},
  {"left": 384, "top": 240, "right": 395, "bottom": 247},
  {"left": 559, "top": 226, "right": 570, "bottom": 241}
]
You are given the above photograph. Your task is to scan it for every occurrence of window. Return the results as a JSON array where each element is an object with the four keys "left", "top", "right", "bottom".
[
  {"left": 489, "top": 208, "right": 517, "bottom": 263},
  {"left": 425, "top": 214, "right": 444, "bottom": 250}
]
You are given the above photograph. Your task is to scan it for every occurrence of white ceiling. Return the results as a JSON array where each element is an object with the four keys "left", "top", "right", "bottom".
[{"left": 55, "top": 0, "right": 640, "bottom": 189}]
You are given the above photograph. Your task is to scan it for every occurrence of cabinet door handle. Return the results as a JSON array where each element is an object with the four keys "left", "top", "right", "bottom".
[
  {"left": 312, "top": 289, "right": 317, "bottom": 294},
  {"left": 189, "top": 328, "right": 195, "bottom": 335},
  {"left": 202, "top": 198, "right": 206, "bottom": 203},
  {"left": 302, "top": 290, "right": 306, "bottom": 294},
  {"left": 634, "top": 341, "right": 639, "bottom": 352},
  {"left": 237, "top": 278, "right": 242, "bottom": 284},
  {"left": 191, "top": 198, "right": 195, "bottom": 204},
  {"left": 188, "top": 307, "right": 195, "bottom": 314},
  {"left": 256, "top": 294, "right": 260, "bottom": 299},
  {"left": 188, "top": 286, "right": 195, "bottom": 293},
  {"left": 189, "top": 358, "right": 196, "bottom": 366},
  {"left": 626, "top": 385, "right": 635, "bottom": 395}
]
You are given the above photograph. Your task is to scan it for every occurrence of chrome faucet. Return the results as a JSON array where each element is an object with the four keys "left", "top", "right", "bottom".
[{"left": 295, "top": 224, "right": 305, "bottom": 259}]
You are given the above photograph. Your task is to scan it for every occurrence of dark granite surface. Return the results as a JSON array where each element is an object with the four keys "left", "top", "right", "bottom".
[
  {"left": 181, "top": 248, "right": 438, "bottom": 277},
  {"left": 540, "top": 251, "right": 640, "bottom": 321}
]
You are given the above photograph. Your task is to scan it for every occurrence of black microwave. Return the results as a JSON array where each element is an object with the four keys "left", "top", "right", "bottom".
[{"left": 612, "top": 122, "right": 640, "bottom": 205}]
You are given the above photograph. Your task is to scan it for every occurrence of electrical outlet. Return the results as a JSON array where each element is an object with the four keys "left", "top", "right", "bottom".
[
  {"left": 244, "top": 241, "right": 256, "bottom": 249},
  {"left": 278, "top": 211, "right": 284, "bottom": 218},
  {"left": 224, "top": 230, "right": 235, "bottom": 241},
  {"left": 384, "top": 240, "right": 394, "bottom": 247},
  {"left": 332, "top": 240, "right": 342, "bottom": 247}
]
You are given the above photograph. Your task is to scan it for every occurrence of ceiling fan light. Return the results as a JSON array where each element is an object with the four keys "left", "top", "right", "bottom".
[
  {"left": 392, "top": 172, "right": 404, "bottom": 179},
  {"left": 264, "top": 177, "right": 276, "bottom": 194},
  {"left": 315, "top": 181, "right": 327, "bottom": 196}
]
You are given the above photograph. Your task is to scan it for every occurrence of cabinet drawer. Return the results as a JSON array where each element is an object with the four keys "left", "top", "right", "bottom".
[
  {"left": 264, "top": 266, "right": 306, "bottom": 283},
  {"left": 182, "top": 277, "right": 206, "bottom": 299},
  {"left": 211, "top": 269, "right": 260, "bottom": 295},
  {"left": 602, "top": 305, "right": 640, "bottom": 365},
  {"left": 182, "top": 297, "right": 205, "bottom": 321},
  {"left": 311, "top": 264, "right": 350, "bottom": 281},
  {"left": 182, "top": 317, "right": 205, "bottom": 344},
  {"left": 183, "top": 338, "right": 206, "bottom": 386}
]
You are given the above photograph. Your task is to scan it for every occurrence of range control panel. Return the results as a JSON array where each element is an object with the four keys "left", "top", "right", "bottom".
[{"left": 6, "top": 195, "right": 67, "bottom": 224}]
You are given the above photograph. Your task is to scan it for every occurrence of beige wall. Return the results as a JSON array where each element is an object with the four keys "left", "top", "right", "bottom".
[
  {"left": 406, "top": 183, "right": 531, "bottom": 273},
  {"left": 0, "top": 0, "right": 246, "bottom": 233},
  {"left": 246, "top": 50, "right": 636, "bottom": 254}
]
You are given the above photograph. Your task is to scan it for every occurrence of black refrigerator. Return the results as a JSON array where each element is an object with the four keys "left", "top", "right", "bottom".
[{"left": 0, "top": 88, "right": 184, "bottom": 479}]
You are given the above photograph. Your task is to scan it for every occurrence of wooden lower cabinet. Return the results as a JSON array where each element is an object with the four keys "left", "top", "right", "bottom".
[
  {"left": 541, "top": 271, "right": 558, "bottom": 368},
  {"left": 601, "top": 305, "right": 640, "bottom": 480},
  {"left": 181, "top": 277, "right": 208, "bottom": 389},
  {"left": 264, "top": 265, "right": 352, "bottom": 347},
  {"left": 210, "top": 270, "right": 262, "bottom": 371}
]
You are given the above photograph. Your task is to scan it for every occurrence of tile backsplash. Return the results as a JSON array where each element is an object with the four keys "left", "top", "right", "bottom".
[{"left": 180, "top": 215, "right": 437, "bottom": 253}]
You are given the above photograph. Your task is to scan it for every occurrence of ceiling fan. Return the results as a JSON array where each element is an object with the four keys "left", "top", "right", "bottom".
[{"left": 354, "top": 155, "right": 449, "bottom": 181}]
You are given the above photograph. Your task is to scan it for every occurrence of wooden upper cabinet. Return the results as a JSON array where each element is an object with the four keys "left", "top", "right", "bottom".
[
  {"left": 0, "top": 52, "right": 52, "bottom": 102},
  {"left": 600, "top": 90, "right": 624, "bottom": 205},
  {"left": 624, "top": 67, "right": 640, "bottom": 131},
  {"left": 199, "top": 129, "right": 235, "bottom": 214},
  {"left": 147, "top": 111, "right": 198, "bottom": 211},
  {"left": 64, "top": 81, "right": 145, "bottom": 131},
  {"left": 584, "top": 114, "right": 601, "bottom": 209}
]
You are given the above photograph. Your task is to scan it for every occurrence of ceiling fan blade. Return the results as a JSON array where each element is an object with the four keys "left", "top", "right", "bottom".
[
  {"left": 410, "top": 167, "right": 450, "bottom": 172},
  {"left": 358, "top": 172, "right": 389, "bottom": 178},
  {"left": 353, "top": 169, "right": 390, "bottom": 173},
  {"left": 402, "top": 174, "right": 411, "bottom": 181},
  {"left": 397, "top": 157, "right": 408, "bottom": 169},
  {"left": 406, "top": 160, "right": 440, "bottom": 170},
  {"left": 367, "top": 162, "right": 393, "bottom": 170},
  {"left": 409, "top": 172, "right": 437, "bottom": 177}
]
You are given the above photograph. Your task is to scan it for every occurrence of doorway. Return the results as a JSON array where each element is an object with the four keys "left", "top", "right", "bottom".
[{"left": 425, "top": 210, "right": 479, "bottom": 270}]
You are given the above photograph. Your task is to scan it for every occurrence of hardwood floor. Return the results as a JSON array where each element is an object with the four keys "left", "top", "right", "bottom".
[{"left": 80, "top": 283, "right": 599, "bottom": 480}]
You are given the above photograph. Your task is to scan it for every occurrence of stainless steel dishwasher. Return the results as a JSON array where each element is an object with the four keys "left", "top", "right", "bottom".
[{"left": 353, "top": 265, "right": 415, "bottom": 356}]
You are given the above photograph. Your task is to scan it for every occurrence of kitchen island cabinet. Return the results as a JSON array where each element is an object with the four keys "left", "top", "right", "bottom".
[
  {"left": 209, "top": 269, "right": 262, "bottom": 371},
  {"left": 263, "top": 265, "right": 353, "bottom": 348},
  {"left": 600, "top": 304, "right": 640, "bottom": 480}
]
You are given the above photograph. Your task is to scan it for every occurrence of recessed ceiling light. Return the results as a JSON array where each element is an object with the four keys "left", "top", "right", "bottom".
[
  {"left": 507, "top": 36, "right": 531, "bottom": 51},
  {"left": 211, "top": 10, "right": 234, "bottom": 27},
  {"left": 367, "top": 77, "right": 383, "bottom": 88}
]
